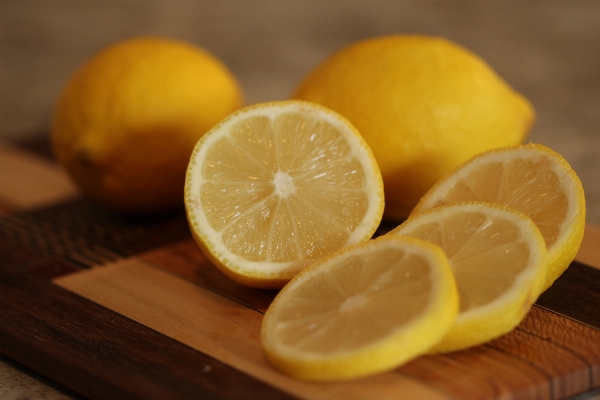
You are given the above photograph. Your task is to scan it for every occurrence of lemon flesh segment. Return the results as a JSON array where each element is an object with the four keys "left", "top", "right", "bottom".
[
  {"left": 391, "top": 202, "right": 548, "bottom": 353},
  {"left": 261, "top": 235, "right": 458, "bottom": 381},
  {"left": 412, "top": 143, "right": 585, "bottom": 290},
  {"left": 185, "top": 100, "right": 384, "bottom": 288}
]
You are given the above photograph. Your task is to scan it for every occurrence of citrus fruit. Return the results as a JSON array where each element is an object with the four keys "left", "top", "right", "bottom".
[
  {"left": 389, "top": 202, "right": 548, "bottom": 353},
  {"left": 51, "top": 36, "right": 244, "bottom": 214},
  {"left": 261, "top": 234, "right": 458, "bottom": 381},
  {"left": 412, "top": 143, "right": 585, "bottom": 290},
  {"left": 292, "top": 34, "right": 535, "bottom": 220},
  {"left": 184, "top": 100, "right": 384, "bottom": 288}
]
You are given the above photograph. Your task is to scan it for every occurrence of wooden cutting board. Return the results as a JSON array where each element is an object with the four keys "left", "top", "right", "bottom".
[{"left": 1, "top": 141, "right": 600, "bottom": 400}]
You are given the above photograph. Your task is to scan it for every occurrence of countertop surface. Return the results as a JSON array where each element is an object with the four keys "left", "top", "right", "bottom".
[{"left": 1, "top": 1, "right": 599, "bottom": 399}]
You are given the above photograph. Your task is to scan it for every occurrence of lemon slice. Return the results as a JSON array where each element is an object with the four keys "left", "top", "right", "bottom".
[
  {"left": 261, "top": 235, "right": 458, "bottom": 381},
  {"left": 184, "top": 100, "right": 384, "bottom": 288},
  {"left": 390, "top": 202, "right": 548, "bottom": 353},
  {"left": 412, "top": 143, "right": 585, "bottom": 290}
]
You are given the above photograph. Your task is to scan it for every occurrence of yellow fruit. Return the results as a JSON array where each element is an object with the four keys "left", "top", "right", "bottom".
[
  {"left": 412, "top": 143, "right": 585, "bottom": 290},
  {"left": 261, "top": 235, "right": 458, "bottom": 381},
  {"left": 51, "top": 36, "right": 244, "bottom": 214},
  {"left": 390, "top": 202, "right": 548, "bottom": 353},
  {"left": 184, "top": 100, "right": 384, "bottom": 288},
  {"left": 292, "top": 35, "right": 535, "bottom": 220}
]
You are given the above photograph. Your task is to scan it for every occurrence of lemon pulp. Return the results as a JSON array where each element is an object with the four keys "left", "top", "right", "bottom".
[
  {"left": 391, "top": 202, "right": 548, "bottom": 352},
  {"left": 412, "top": 143, "right": 586, "bottom": 290},
  {"left": 261, "top": 235, "right": 458, "bottom": 380},
  {"left": 185, "top": 101, "right": 384, "bottom": 288}
]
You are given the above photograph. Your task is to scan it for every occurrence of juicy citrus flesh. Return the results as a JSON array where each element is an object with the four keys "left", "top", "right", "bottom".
[
  {"left": 292, "top": 34, "right": 534, "bottom": 220},
  {"left": 261, "top": 235, "right": 458, "bottom": 381},
  {"left": 412, "top": 143, "right": 585, "bottom": 290},
  {"left": 185, "top": 100, "right": 384, "bottom": 288},
  {"left": 390, "top": 202, "right": 548, "bottom": 353},
  {"left": 51, "top": 36, "right": 244, "bottom": 214}
]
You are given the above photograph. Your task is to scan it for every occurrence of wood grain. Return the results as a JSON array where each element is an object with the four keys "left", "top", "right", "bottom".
[
  {"left": 0, "top": 143, "right": 78, "bottom": 211},
  {"left": 140, "top": 240, "right": 278, "bottom": 312},
  {"left": 518, "top": 307, "right": 600, "bottom": 388},
  {"left": 536, "top": 261, "right": 600, "bottom": 329},
  {"left": 1, "top": 200, "right": 599, "bottom": 399},
  {"left": 53, "top": 258, "right": 451, "bottom": 400},
  {"left": 0, "top": 267, "right": 294, "bottom": 400},
  {"left": 397, "top": 350, "right": 551, "bottom": 400},
  {"left": 488, "top": 328, "right": 590, "bottom": 399},
  {"left": 53, "top": 252, "right": 600, "bottom": 400},
  {"left": 2, "top": 140, "right": 600, "bottom": 399},
  {"left": 577, "top": 225, "right": 600, "bottom": 270}
]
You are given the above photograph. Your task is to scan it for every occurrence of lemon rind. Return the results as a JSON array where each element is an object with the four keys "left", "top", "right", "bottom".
[
  {"left": 184, "top": 100, "right": 384, "bottom": 288},
  {"left": 393, "top": 201, "right": 548, "bottom": 352},
  {"left": 412, "top": 143, "right": 585, "bottom": 289}
]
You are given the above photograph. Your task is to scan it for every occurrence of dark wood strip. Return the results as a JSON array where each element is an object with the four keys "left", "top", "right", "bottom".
[
  {"left": 0, "top": 268, "right": 296, "bottom": 400},
  {"left": 488, "top": 327, "right": 591, "bottom": 399},
  {"left": 0, "top": 199, "right": 191, "bottom": 271},
  {"left": 519, "top": 306, "right": 600, "bottom": 387},
  {"left": 398, "top": 344, "right": 554, "bottom": 400},
  {"left": 536, "top": 261, "right": 600, "bottom": 329},
  {"left": 4, "top": 132, "right": 54, "bottom": 161},
  {"left": 0, "top": 197, "right": 19, "bottom": 216},
  {"left": 398, "top": 354, "right": 512, "bottom": 400}
]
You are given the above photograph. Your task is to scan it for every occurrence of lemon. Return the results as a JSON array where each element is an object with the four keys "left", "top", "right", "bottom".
[
  {"left": 261, "top": 234, "right": 458, "bottom": 381},
  {"left": 412, "top": 143, "right": 586, "bottom": 291},
  {"left": 390, "top": 202, "right": 548, "bottom": 353},
  {"left": 292, "top": 35, "right": 535, "bottom": 220},
  {"left": 184, "top": 100, "right": 384, "bottom": 288},
  {"left": 51, "top": 36, "right": 244, "bottom": 214}
]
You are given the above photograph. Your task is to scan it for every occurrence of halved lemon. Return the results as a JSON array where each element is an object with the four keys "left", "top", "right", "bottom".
[
  {"left": 184, "top": 100, "right": 384, "bottom": 288},
  {"left": 390, "top": 202, "right": 548, "bottom": 353},
  {"left": 411, "top": 143, "right": 585, "bottom": 290},
  {"left": 261, "top": 235, "right": 458, "bottom": 381}
]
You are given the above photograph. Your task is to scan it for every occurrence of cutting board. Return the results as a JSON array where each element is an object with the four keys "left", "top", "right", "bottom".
[{"left": 1, "top": 141, "right": 600, "bottom": 400}]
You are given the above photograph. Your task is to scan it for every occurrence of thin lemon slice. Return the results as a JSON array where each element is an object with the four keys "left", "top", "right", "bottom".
[
  {"left": 412, "top": 143, "right": 585, "bottom": 290},
  {"left": 184, "top": 100, "right": 384, "bottom": 288},
  {"left": 261, "top": 235, "right": 458, "bottom": 381},
  {"left": 390, "top": 202, "right": 548, "bottom": 353}
]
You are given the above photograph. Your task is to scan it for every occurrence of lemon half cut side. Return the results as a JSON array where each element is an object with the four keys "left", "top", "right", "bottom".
[
  {"left": 184, "top": 100, "right": 384, "bottom": 288},
  {"left": 261, "top": 235, "right": 458, "bottom": 381},
  {"left": 412, "top": 143, "right": 585, "bottom": 290},
  {"left": 391, "top": 202, "right": 548, "bottom": 352}
]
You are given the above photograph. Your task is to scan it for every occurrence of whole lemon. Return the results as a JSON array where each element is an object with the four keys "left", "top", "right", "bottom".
[
  {"left": 51, "top": 37, "right": 244, "bottom": 214},
  {"left": 292, "top": 35, "right": 535, "bottom": 220}
]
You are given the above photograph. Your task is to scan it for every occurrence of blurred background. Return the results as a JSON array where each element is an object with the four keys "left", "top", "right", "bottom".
[
  {"left": 1, "top": 1, "right": 600, "bottom": 397},
  {"left": 2, "top": 0, "right": 600, "bottom": 225}
]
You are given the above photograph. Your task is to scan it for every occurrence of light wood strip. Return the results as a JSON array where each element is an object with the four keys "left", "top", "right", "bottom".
[
  {"left": 53, "top": 259, "right": 451, "bottom": 400},
  {"left": 139, "top": 240, "right": 277, "bottom": 313},
  {"left": 577, "top": 225, "right": 600, "bottom": 270},
  {"left": 0, "top": 142, "right": 78, "bottom": 210}
]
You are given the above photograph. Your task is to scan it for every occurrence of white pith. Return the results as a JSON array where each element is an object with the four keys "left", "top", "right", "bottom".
[{"left": 184, "top": 101, "right": 384, "bottom": 280}]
